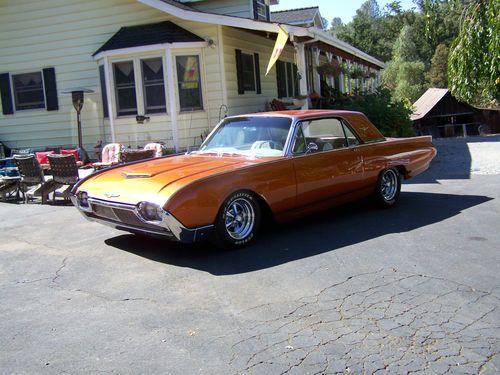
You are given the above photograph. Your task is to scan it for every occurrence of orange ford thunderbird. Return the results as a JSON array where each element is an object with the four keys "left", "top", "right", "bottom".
[{"left": 71, "top": 110, "right": 436, "bottom": 248}]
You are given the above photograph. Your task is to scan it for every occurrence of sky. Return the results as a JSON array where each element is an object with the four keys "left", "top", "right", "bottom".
[{"left": 271, "top": 0, "right": 419, "bottom": 24}]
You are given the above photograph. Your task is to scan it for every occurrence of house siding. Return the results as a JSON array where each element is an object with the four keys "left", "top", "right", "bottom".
[
  {"left": 190, "top": 0, "right": 252, "bottom": 19},
  {"left": 222, "top": 26, "right": 297, "bottom": 116},
  {"left": 0, "top": 0, "right": 224, "bottom": 152}
]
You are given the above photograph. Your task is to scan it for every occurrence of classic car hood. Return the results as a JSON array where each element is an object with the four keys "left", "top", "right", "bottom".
[{"left": 77, "top": 154, "right": 277, "bottom": 205}]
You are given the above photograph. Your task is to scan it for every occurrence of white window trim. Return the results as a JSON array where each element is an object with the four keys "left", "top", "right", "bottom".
[
  {"left": 9, "top": 70, "right": 47, "bottom": 113},
  {"left": 173, "top": 52, "right": 205, "bottom": 113}
]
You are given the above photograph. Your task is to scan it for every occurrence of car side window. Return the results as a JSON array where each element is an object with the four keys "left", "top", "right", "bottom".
[
  {"left": 342, "top": 122, "right": 361, "bottom": 146},
  {"left": 292, "top": 125, "right": 306, "bottom": 154},
  {"left": 299, "top": 118, "right": 348, "bottom": 152}
]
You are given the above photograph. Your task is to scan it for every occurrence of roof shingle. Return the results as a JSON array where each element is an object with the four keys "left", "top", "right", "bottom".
[
  {"left": 271, "top": 7, "right": 319, "bottom": 26},
  {"left": 93, "top": 21, "right": 204, "bottom": 56}
]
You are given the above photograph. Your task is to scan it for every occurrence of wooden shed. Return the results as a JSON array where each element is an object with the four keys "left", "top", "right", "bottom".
[{"left": 411, "top": 88, "right": 500, "bottom": 138}]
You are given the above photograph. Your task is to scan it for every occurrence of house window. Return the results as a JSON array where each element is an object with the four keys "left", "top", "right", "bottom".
[
  {"left": 12, "top": 72, "right": 45, "bottom": 110},
  {"left": 241, "top": 53, "right": 256, "bottom": 91},
  {"left": 113, "top": 61, "right": 137, "bottom": 116},
  {"left": 254, "top": 0, "right": 269, "bottom": 21},
  {"left": 176, "top": 55, "right": 203, "bottom": 111},
  {"left": 276, "top": 61, "right": 298, "bottom": 98},
  {"left": 141, "top": 58, "right": 166, "bottom": 114}
]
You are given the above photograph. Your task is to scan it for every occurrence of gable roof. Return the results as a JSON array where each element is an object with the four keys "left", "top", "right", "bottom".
[
  {"left": 93, "top": 21, "right": 204, "bottom": 56},
  {"left": 138, "top": 0, "right": 385, "bottom": 68},
  {"left": 411, "top": 88, "right": 449, "bottom": 121},
  {"left": 271, "top": 7, "right": 320, "bottom": 26}
]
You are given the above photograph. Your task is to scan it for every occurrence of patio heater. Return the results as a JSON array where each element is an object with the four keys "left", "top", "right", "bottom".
[{"left": 63, "top": 88, "right": 94, "bottom": 162}]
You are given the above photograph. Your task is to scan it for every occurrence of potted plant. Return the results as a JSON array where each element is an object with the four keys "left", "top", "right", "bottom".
[
  {"left": 349, "top": 66, "right": 364, "bottom": 80},
  {"left": 316, "top": 60, "right": 342, "bottom": 77}
]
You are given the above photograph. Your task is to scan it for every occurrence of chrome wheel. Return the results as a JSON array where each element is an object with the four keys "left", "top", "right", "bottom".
[
  {"left": 224, "top": 197, "right": 255, "bottom": 240},
  {"left": 380, "top": 169, "right": 398, "bottom": 201}
]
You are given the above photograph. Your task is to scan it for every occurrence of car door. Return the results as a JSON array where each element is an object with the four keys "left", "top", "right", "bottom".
[{"left": 291, "top": 117, "right": 365, "bottom": 208}]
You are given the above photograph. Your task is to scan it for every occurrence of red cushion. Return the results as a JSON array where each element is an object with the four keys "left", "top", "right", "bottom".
[
  {"left": 271, "top": 99, "right": 287, "bottom": 111},
  {"left": 36, "top": 151, "right": 54, "bottom": 165},
  {"left": 61, "top": 149, "right": 79, "bottom": 161}
]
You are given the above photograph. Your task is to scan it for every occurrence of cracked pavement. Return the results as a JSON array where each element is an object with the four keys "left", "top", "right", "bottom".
[{"left": 1, "top": 138, "right": 499, "bottom": 374}]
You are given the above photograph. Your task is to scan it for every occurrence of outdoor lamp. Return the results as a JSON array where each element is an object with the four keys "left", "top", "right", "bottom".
[{"left": 63, "top": 87, "right": 94, "bottom": 151}]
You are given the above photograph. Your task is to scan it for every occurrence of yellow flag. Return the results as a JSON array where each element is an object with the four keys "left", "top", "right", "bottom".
[{"left": 265, "top": 26, "right": 288, "bottom": 76}]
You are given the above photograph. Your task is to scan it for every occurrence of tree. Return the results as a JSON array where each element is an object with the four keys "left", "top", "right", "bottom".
[
  {"left": 448, "top": 0, "right": 499, "bottom": 108},
  {"left": 426, "top": 44, "right": 449, "bottom": 87},
  {"left": 329, "top": 17, "right": 344, "bottom": 36},
  {"left": 382, "top": 25, "right": 426, "bottom": 103}
]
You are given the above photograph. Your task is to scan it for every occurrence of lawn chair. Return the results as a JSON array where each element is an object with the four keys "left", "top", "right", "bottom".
[
  {"left": 92, "top": 143, "right": 122, "bottom": 170},
  {"left": 120, "top": 149, "right": 155, "bottom": 163},
  {"left": 47, "top": 154, "right": 79, "bottom": 203},
  {"left": 13, "top": 155, "right": 53, "bottom": 204},
  {"left": 144, "top": 143, "right": 164, "bottom": 158}
]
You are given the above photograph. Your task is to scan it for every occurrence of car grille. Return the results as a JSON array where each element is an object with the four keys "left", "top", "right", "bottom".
[{"left": 89, "top": 200, "right": 170, "bottom": 234}]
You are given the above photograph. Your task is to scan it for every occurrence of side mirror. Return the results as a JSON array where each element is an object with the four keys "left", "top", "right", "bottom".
[{"left": 306, "top": 142, "right": 318, "bottom": 153}]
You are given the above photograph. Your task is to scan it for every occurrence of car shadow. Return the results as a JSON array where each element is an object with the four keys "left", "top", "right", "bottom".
[
  {"left": 105, "top": 191, "right": 492, "bottom": 275},
  {"left": 407, "top": 135, "right": 499, "bottom": 184}
]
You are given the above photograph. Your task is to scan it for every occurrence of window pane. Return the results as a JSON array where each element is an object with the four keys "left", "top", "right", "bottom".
[
  {"left": 12, "top": 72, "right": 45, "bottom": 110},
  {"left": 276, "top": 61, "right": 287, "bottom": 98},
  {"left": 142, "top": 58, "right": 166, "bottom": 114},
  {"left": 343, "top": 123, "right": 361, "bottom": 146},
  {"left": 176, "top": 55, "right": 203, "bottom": 111},
  {"left": 241, "top": 53, "right": 255, "bottom": 91},
  {"left": 113, "top": 61, "right": 137, "bottom": 116}
]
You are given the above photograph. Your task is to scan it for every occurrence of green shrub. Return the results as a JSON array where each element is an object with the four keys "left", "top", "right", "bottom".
[{"left": 323, "top": 87, "right": 415, "bottom": 137}]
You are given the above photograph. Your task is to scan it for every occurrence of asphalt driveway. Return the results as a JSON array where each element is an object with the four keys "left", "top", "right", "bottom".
[{"left": 1, "top": 136, "right": 499, "bottom": 374}]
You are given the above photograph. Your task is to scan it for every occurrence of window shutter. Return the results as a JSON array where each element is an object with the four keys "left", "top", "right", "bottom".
[
  {"left": 42, "top": 68, "right": 58, "bottom": 111},
  {"left": 235, "top": 49, "right": 244, "bottom": 95},
  {"left": 254, "top": 53, "right": 261, "bottom": 94},
  {"left": 0, "top": 73, "right": 14, "bottom": 115},
  {"left": 292, "top": 64, "right": 299, "bottom": 97},
  {"left": 266, "top": 5, "right": 270, "bottom": 21},
  {"left": 99, "top": 65, "right": 109, "bottom": 118},
  {"left": 252, "top": 0, "right": 258, "bottom": 19},
  {"left": 276, "top": 61, "right": 286, "bottom": 98}
]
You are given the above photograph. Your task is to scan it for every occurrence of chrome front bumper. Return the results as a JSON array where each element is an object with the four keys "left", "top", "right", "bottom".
[{"left": 70, "top": 195, "right": 213, "bottom": 243}]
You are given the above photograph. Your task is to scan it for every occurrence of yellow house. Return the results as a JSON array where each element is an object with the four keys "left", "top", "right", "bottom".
[{"left": 0, "top": 0, "right": 384, "bottom": 155}]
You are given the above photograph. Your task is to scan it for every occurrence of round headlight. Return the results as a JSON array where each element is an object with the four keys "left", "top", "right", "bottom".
[{"left": 138, "top": 202, "right": 164, "bottom": 222}]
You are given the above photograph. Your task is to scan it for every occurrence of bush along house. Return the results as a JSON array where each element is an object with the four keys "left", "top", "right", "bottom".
[{"left": 0, "top": 0, "right": 385, "bottom": 155}]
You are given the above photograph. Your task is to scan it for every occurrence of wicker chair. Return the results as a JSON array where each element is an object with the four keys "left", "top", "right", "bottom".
[
  {"left": 13, "top": 155, "right": 54, "bottom": 204},
  {"left": 92, "top": 143, "right": 122, "bottom": 170},
  {"left": 144, "top": 143, "right": 164, "bottom": 158},
  {"left": 120, "top": 149, "right": 155, "bottom": 163},
  {"left": 48, "top": 154, "right": 79, "bottom": 202}
]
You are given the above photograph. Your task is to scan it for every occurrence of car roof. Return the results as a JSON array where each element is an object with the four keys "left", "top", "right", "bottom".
[{"left": 229, "top": 109, "right": 364, "bottom": 120}]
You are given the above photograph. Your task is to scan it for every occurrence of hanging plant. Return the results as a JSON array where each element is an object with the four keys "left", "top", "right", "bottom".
[
  {"left": 350, "top": 66, "right": 364, "bottom": 79},
  {"left": 369, "top": 71, "right": 377, "bottom": 79},
  {"left": 363, "top": 69, "right": 372, "bottom": 79},
  {"left": 316, "top": 60, "right": 342, "bottom": 77}
]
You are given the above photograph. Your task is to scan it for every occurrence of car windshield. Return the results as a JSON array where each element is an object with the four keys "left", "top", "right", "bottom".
[{"left": 198, "top": 116, "right": 292, "bottom": 157}]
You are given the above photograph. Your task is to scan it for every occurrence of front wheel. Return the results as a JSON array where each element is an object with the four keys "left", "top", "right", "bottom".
[
  {"left": 212, "top": 191, "right": 261, "bottom": 249},
  {"left": 375, "top": 168, "right": 401, "bottom": 207}
]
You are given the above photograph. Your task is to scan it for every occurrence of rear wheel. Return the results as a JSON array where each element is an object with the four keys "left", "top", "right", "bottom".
[
  {"left": 212, "top": 191, "right": 261, "bottom": 249},
  {"left": 375, "top": 168, "right": 401, "bottom": 207}
]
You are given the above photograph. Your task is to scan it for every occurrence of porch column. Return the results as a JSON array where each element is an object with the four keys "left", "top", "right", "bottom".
[
  {"left": 361, "top": 66, "right": 365, "bottom": 95},
  {"left": 346, "top": 60, "right": 352, "bottom": 93},
  {"left": 337, "top": 56, "right": 345, "bottom": 94},
  {"left": 103, "top": 56, "right": 116, "bottom": 143},
  {"left": 294, "top": 42, "right": 308, "bottom": 109},
  {"left": 164, "top": 47, "right": 179, "bottom": 152},
  {"left": 312, "top": 48, "right": 321, "bottom": 96},
  {"left": 326, "top": 52, "right": 334, "bottom": 89}
]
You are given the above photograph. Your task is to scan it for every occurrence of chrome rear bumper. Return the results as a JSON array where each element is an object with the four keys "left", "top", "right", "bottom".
[{"left": 70, "top": 195, "right": 213, "bottom": 243}]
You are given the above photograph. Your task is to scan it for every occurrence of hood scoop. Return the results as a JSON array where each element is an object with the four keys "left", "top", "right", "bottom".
[{"left": 121, "top": 172, "right": 152, "bottom": 179}]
